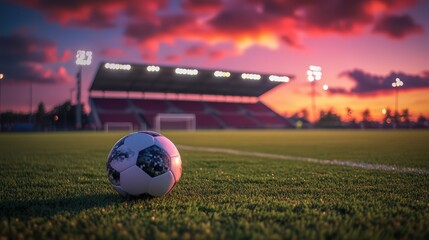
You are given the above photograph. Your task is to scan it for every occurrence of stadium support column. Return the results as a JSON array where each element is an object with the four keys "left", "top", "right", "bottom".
[{"left": 76, "top": 66, "right": 82, "bottom": 129}]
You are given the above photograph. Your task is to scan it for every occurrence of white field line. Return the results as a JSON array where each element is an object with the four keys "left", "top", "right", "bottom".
[{"left": 178, "top": 145, "right": 429, "bottom": 175}]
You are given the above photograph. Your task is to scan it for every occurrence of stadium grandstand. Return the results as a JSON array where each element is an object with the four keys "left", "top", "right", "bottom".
[{"left": 88, "top": 62, "right": 294, "bottom": 130}]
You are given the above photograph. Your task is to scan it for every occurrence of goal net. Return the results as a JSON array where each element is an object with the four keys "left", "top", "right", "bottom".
[
  {"left": 154, "top": 113, "right": 196, "bottom": 131},
  {"left": 104, "top": 122, "right": 134, "bottom": 132}
]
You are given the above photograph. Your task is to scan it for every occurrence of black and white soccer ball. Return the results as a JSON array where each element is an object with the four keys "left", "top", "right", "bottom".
[{"left": 106, "top": 131, "right": 182, "bottom": 197}]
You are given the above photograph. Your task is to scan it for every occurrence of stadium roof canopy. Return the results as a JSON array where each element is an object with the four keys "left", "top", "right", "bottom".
[{"left": 90, "top": 62, "right": 294, "bottom": 97}]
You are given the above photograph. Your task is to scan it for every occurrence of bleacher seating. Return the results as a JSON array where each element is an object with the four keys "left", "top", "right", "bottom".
[
  {"left": 92, "top": 98, "right": 130, "bottom": 111},
  {"left": 132, "top": 99, "right": 169, "bottom": 112},
  {"left": 240, "top": 102, "right": 272, "bottom": 114},
  {"left": 195, "top": 113, "right": 222, "bottom": 129},
  {"left": 170, "top": 100, "right": 206, "bottom": 113},
  {"left": 91, "top": 97, "right": 290, "bottom": 130},
  {"left": 205, "top": 102, "right": 241, "bottom": 113}
]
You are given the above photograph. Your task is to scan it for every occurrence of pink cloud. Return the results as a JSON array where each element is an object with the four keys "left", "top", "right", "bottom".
[
  {"left": 100, "top": 48, "right": 125, "bottom": 57},
  {"left": 60, "top": 49, "right": 73, "bottom": 62},
  {"left": 165, "top": 54, "right": 181, "bottom": 62},
  {"left": 185, "top": 45, "right": 206, "bottom": 57},
  {"left": 13, "top": 0, "right": 423, "bottom": 61}
]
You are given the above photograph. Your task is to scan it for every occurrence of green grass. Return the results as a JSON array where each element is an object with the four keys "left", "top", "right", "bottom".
[{"left": 1, "top": 130, "right": 428, "bottom": 239}]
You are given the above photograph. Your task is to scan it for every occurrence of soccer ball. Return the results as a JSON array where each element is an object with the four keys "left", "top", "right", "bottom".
[{"left": 106, "top": 131, "right": 182, "bottom": 197}]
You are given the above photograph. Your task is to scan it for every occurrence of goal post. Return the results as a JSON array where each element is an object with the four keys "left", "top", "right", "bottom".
[
  {"left": 104, "top": 122, "right": 134, "bottom": 132},
  {"left": 155, "top": 113, "right": 196, "bottom": 131}
]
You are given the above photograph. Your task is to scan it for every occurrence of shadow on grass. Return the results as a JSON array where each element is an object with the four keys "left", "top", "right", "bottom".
[{"left": 0, "top": 193, "right": 151, "bottom": 219}]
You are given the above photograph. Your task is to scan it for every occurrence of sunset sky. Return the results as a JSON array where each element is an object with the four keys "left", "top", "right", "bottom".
[{"left": 1, "top": 0, "right": 428, "bottom": 122}]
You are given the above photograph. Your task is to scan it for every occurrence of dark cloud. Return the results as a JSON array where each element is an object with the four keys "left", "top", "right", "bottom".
[
  {"left": 0, "top": 33, "right": 72, "bottom": 84},
  {"left": 125, "top": 14, "right": 196, "bottom": 41},
  {"left": 373, "top": 14, "right": 423, "bottom": 39},
  {"left": 208, "top": 6, "right": 274, "bottom": 33},
  {"left": 329, "top": 69, "right": 429, "bottom": 95},
  {"left": 12, "top": 0, "right": 423, "bottom": 60},
  {"left": 182, "top": 0, "right": 223, "bottom": 13},
  {"left": 0, "top": 33, "right": 57, "bottom": 64},
  {"left": 13, "top": 0, "right": 167, "bottom": 28},
  {"left": 256, "top": 0, "right": 372, "bottom": 32}
]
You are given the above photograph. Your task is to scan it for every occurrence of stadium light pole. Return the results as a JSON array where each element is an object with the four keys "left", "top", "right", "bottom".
[
  {"left": 0, "top": 73, "right": 3, "bottom": 131},
  {"left": 75, "top": 50, "right": 92, "bottom": 129},
  {"left": 392, "top": 77, "right": 403, "bottom": 129},
  {"left": 29, "top": 78, "right": 33, "bottom": 123},
  {"left": 307, "top": 65, "right": 322, "bottom": 123}
]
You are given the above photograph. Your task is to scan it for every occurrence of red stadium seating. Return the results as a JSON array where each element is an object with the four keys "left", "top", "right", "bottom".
[
  {"left": 132, "top": 99, "right": 169, "bottom": 112},
  {"left": 92, "top": 98, "right": 130, "bottom": 111},
  {"left": 240, "top": 102, "right": 272, "bottom": 114},
  {"left": 91, "top": 97, "right": 290, "bottom": 130},
  {"left": 195, "top": 113, "right": 222, "bottom": 128},
  {"left": 205, "top": 102, "right": 240, "bottom": 113},
  {"left": 169, "top": 100, "right": 206, "bottom": 113}
]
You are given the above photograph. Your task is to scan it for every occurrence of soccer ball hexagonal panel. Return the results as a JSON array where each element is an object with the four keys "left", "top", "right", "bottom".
[
  {"left": 136, "top": 145, "right": 170, "bottom": 177},
  {"left": 123, "top": 132, "right": 155, "bottom": 153},
  {"left": 120, "top": 166, "right": 152, "bottom": 196},
  {"left": 148, "top": 171, "right": 175, "bottom": 197}
]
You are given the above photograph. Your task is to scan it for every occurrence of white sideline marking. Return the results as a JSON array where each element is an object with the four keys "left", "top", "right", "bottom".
[{"left": 178, "top": 145, "right": 429, "bottom": 175}]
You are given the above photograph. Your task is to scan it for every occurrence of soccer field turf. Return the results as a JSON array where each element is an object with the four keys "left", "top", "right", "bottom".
[{"left": 1, "top": 130, "right": 428, "bottom": 239}]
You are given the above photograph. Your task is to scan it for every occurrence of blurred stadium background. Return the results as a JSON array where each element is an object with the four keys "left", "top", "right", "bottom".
[{"left": 1, "top": 61, "right": 428, "bottom": 132}]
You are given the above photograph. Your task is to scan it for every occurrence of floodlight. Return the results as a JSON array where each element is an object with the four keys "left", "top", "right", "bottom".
[
  {"left": 105, "top": 63, "right": 131, "bottom": 71},
  {"left": 214, "top": 71, "right": 231, "bottom": 78},
  {"left": 75, "top": 50, "right": 92, "bottom": 66},
  {"left": 322, "top": 84, "right": 328, "bottom": 90},
  {"left": 241, "top": 73, "right": 261, "bottom": 80},
  {"left": 269, "top": 75, "right": 289, "bottom": 82},
  {"left": 309, "top": 65, "right": 321, "bottom": 71},
  {"left": 147, "top": 65, "right": 160, "bottom": 72},
  {"left": 175, "top": 68, "right": 198, "bottom": 75}
]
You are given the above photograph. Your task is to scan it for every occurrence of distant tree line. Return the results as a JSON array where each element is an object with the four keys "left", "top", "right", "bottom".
[
  {"left": 1, "top": 102, "right": 428, "bottom": 131},
  {"left": 291, "top": 107, "right": 428, "bottom": 129},
  {"left": 0, "top": 101, "right": 88, "bottom": 131}
]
